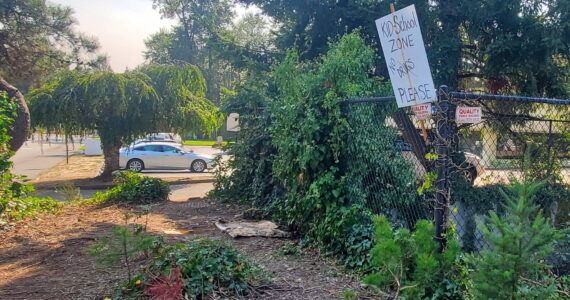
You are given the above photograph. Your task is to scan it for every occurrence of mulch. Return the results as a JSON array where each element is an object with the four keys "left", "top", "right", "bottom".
[{"left": 0, "top": 197, "right": 379, "bottom": 300}]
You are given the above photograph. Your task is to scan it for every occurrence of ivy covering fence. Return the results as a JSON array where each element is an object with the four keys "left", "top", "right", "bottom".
[{"left": 212, "top": 32, "right": 570, "bottom": 297}]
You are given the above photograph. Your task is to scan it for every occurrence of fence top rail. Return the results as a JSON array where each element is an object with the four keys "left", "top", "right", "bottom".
[
  {"left": 343, "top": 93, "right": 570, "bottom": 105},
  {"left": 450, "top": 92, "right": 570, "bottom": 105}
]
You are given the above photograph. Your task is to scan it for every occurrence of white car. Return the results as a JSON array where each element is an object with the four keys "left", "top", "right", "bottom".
[
  {"left": 133, "top": 132, "right": 182, "bottom": 145},
  {"left": 119, "top": 142, "right": 215, "bottom": 173}
]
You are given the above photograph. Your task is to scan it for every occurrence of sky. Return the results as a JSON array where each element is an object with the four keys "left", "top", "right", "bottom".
[{"left": 49, "top": 0, "right": 256, "bottom": 72}]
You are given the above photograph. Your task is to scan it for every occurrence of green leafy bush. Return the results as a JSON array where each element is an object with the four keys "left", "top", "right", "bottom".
[
  {"left": 267, "top": 32, "right": 398, "bottom": 268},
  {"left": 211, "top": 32, "right": 411, "bottom": 268},
  {"left": 112, "top": 238, "right": 268, "bottom": 299},
  {"left": 0, "top": 91, "right": 60, "bottom": 230},
  {"left": 209, "top": 81, "right": 283, "bottom": 208},
  {"left": 92, "top": 171, "right": 170, "bottom": 205},
  {"left": 469, "top": 180, "right": 565, "bottom": 299},
  {"left": 0, "top": 193, "right": 61, "bottom": 229},
  {"left": 364, "top": 215, "right": 466, "bottom": 299}
]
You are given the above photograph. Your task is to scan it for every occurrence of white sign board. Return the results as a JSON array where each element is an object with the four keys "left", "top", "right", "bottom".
[
  {"left": 456, "top": 107, "right": 482, "bottom": 124},
  {"left": 227, "top": 113, "right": 240, "bottom": 132},
  {"left": 412, "top": 103, "right": 432, "bottom": 120},
  {"left": 375, "top": 5, "right": 436, "bottom": 108}
]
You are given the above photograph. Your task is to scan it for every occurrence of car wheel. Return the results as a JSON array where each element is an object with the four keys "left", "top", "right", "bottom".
[
  {"left": 462, "top": 165, "right": 478, "bottom": 183},
  {"left": 190, "top": 159, "right": 206, "bottom": 173},
  {"left": 127, "top": 159, "right": 144, "bottom": 173}
]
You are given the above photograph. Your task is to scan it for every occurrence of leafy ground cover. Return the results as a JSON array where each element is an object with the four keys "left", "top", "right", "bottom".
[{"left": 0, "top": 196, "right": 369, "bottom": 299}]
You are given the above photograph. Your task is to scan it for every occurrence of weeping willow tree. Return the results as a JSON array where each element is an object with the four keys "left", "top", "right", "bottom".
[{"left": 28, "top": 65, "right": 222, "bottom": 178}]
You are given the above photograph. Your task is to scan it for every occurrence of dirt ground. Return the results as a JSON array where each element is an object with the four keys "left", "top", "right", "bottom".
[
  {"left": 30, "top": 155, "right": 106, "bottom": 189},
  {"left": 0, "top": 196, "right": 374, "bottom": 299}
]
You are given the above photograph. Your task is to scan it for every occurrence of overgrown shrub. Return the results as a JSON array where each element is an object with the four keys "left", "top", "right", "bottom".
[
  {"left": 211, "top": 32, "right": 412, "bottom": 268},
  {"left": 209, "top": 81, "right": 282, "bottom": 207},
  {"left": 268, "top": 32, "right": 399, "bottom": 268},
  {"left": 364, "top": 215, "right": 466, "bottom": 299},
  {"left": 0, "top": 91, "right": 60, "bottom": 230},
  {"left": 92, "top": 171, "right": 170, "bottom": 204},
  {"left": 112, "top": 238, "right": 268, "bottom": 299}
]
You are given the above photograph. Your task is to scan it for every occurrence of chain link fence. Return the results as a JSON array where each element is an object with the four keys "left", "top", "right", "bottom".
[{"left": 343, "top": 89, "right": 570, "bottom": 273}]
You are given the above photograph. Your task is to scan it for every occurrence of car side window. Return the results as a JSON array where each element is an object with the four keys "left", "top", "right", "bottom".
[
  {"left": 134, "top": 147, "right": 145, "bottom": 151},
  {"left": 162, "top": 146, "right": 179, "bottom": 153},
  {"left": 143, "top": 145, "right": 164, "bottom": 152}
]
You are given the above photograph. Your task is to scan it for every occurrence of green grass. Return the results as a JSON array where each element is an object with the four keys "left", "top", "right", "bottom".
[{"left": 182, "top": 140, "right": 233, "bottom": 146}]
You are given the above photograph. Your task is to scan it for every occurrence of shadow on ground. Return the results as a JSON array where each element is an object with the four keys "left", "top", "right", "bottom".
[{"left": 0, "top": 197, "right": 370, "bottom": 299}]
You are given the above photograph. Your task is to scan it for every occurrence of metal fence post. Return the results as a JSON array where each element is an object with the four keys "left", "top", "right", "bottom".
[{"left": 434, "top": 85, "right": 454, "bottom": 250}]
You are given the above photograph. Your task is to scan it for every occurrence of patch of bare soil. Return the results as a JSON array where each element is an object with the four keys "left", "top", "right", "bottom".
[
  {"left": 0, "top": 198, "right": 372, "bottom": 299},
  {"left": 30, "top": 155, "right": 108, "bottom": 189}
]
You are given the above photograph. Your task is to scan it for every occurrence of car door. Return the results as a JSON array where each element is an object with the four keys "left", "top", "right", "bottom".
[
  {"left": 159, "top": 145, "right": 189, "bottom": 169},
  {"left": 140, "top": 144, "right": 164, "bottom": 169}
]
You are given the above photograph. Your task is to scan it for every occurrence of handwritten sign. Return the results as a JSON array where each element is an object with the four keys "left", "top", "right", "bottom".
[
  {"left": 412, "top": 103, "right": 432, "bottom": 120},
  {"left": 227, "top": 113, "right": 240, "bottom": 132},
  {"left": 375, "top": 5, "right": 436, "bottom": 108},
  {"left": 456, "top": 107, "right": 482, "bottom": 124}
]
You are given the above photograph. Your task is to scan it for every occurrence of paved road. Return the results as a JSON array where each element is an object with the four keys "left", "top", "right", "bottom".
[
  {"left": 10, "top": 138, "right": 81, "bottom": 180},
  {"left": 10, "top": 138, "right": 223, "bottom": 180}
]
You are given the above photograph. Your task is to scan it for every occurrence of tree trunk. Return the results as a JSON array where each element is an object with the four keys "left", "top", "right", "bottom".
[
  {"left": 99, "top": 138, "right": 121, "bottom": 179},
  {"left": 393, "top": 110, "right": 430, "bottom": 170},
  {"left": 0, "top": 77, "right": 30, "bottom": 151}
]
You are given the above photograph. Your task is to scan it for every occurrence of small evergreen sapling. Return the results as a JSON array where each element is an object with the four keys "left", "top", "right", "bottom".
[
  {"left": 364, "top": 215, "right": 463, "bottom": 299},
  {"left": 470, "top": 180, "right": 564, "bottom": 299},
  {"left": 88, "top": 213, "right": 156, "bottom": 281}
]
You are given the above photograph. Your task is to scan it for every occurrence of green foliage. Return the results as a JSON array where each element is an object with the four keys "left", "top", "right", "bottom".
[
  {"left": 277, "top": 241, "right": 301, "bottom": 256},
  {"left": 0, "top": 91, "right": 15, "bottom": 169},
  {"left": 56, "top": 182, "right": 82, "bottom": 202},
  {"left": 268, "top": 32, "right": 396, "bottom": 268},
  {"left": 0, "top": 91, "right": 60, "bottom": 229},
  {"left": 552, "top": 275, "right": 570, "bottom": 300},
  {"left": 147, "top": 0, "right": 272, "bottom": 103},
  {"left": 470, "top": 180, "right": 565, "bottom": 299},
  {"left": 212, "top": 32, "right": 413, "bottom": 268},
  {"left": 342, "top": 290, "right": 358, "bottom": 300},
  {"left": 343, "top": 100, "right": 420, "bottom": 225},
  {"left": 0, "top": 0, "right": 105, "bottom": 91},
  {"left": 241, "top": 0, "right": 569, "bottom": 96},
  {"left": 364, "top": 215, "right": 465, "bottom": 299},
  {"left": 209, "top": 78, "right": 282, "bottom": 208},
  {"left": 88, "top": 222, "right": 157, "bottom": 281},
  {"left": 27, "top": 65, "right": 221, "bottom": 177},
  {"left": 417, "top": 172, "right": 438, "bottom": 196},
  {"left": 113, "top": 238, "right": 268, "bottom": 299},
  {"left": 136, "top": 64, "right": 223, "bottom": 135},
  {"left": 0, "top": 194, "right": 61, "bottom": 230},
  {"left": 91, "top": 172, "right": 170, "bottom": 205}
]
